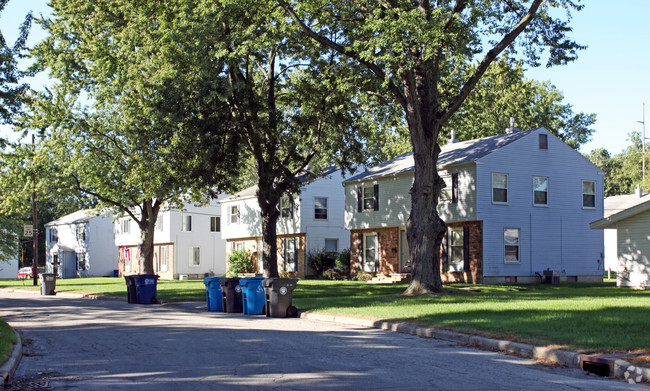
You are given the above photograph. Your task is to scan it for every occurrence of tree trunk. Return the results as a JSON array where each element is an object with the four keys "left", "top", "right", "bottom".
[
  {"left": 137, "top": 199, "right": 159, "bottom": 275},
  {"left": 258, "top": 190, "right": 280, "bottom": 278}
]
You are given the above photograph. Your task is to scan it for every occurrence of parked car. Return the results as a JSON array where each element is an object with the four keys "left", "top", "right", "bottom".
[{"left": 17, "top": 267, "right": 44, "bottom": 279}]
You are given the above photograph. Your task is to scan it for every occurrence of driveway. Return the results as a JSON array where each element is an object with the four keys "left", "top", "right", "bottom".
[{"left": 0, "top": 291, "right": 645, "bottom": 390}]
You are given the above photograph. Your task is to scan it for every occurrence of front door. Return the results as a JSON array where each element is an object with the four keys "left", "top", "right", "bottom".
[{"left": 399, "top": 229, "right": 411, "bottom": 273}]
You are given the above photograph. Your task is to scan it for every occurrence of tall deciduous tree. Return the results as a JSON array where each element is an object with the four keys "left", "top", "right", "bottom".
[
  {"left": 279, "top": 0, "right": 585, "bottom": 294},
  {"left": 2, "top": 0, "right": 241, "bottom": 274}
]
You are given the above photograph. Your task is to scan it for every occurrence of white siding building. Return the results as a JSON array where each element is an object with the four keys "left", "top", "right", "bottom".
[
  {"left": 344, "top": 128, "right": 604, "bottom": 284},
  {"left": 45, "top": 210, "right": 118, "bottom": 278},
  {"left": 114, "top": 197, "right": 228, "bottom": 279},
  {"left": 220, "top": 167, "right": 350, "bottom": 278}
]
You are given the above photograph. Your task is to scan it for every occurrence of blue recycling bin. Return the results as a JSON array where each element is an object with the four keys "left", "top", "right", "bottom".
[
  {"left": 240, "top": 277, "right": 266, "bottom": 315},
  {"left": 131, "top": 274, "right": 159, "bottom": 304},
  {"left": 204, "top": 276, "right": 225, "bottom": 311}
]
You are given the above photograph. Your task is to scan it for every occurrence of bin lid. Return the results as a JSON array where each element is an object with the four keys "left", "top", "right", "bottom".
[
  {"left": 203, "top": 276, "right": 225, "bottom": 285},
  {"left": 219, "top": 277, "right": 240, "bottom": 286}
]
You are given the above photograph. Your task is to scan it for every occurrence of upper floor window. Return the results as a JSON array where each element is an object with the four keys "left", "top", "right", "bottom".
[
  {"left": 533, "top": 176, "right": 548, "bottom": 206},
  {"left": 539, "top": 134, "right": 548, "bottom": 150},
  {"left": 230, "top": 205, "right": 240, "bottom": 224},
  {"left": 359, "top": 184, "right": 379, "bottom": 211},
  {"left": 50, "top": 228, "right": 58, "bottom": 243},
  {"left": 492, "top": 173, "right": 508, "bottom": 204},
  {"left": 121, "top": 219, "right": 131, "bottom": 234},
  {"left": 155, "top": 216, "right": 163, "bottom": 231},
  {"left": 210, "top": 216, "right": 220, "bottom": 232},
  {"left": 451, "top": 173, "right": 459, "bottom": 204},
  {"left": 181, "top": 215, "right": 192, "bottom": 232},
  {"left": 582, "top": 180, "right": 596, "bottom": 208},
  {"left": 76, "top": 226, "right": 86, "bottom": 242},
  {"left": 314, "top": 197, "right": 328, "bottom": 220},
  {"left": 280, "top": 197, "right": 292, "bottom": 219},
  {"left": 504, "top": 228, "right": 520, "bottom": 264}
]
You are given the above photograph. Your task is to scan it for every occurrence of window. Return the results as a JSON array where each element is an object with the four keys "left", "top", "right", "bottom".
[
  {"left": 539, "top": 134, "right": 548, "bottom": 150},
  {"left": 533, "top": 176, "right": 548, "bottom": 206},
  {"left": 358, "top": 184, "right": 378, "bottom": 211},
  {"left": 451, "top": 173, "right": 459, "bottom": 204},
  {"left": 156, "top": 245, "right": 169, "bottom": 272},
  {"left": 230, "top": 205, "right": 240, "bottom": 224},
  {"left": 324, "top": 238, "right": 338, "bottom": 253},
  {"left": 155, "top": 216, "right": 163, "bottom": 231},
  {"left": 449, "top": 228, "right": 464, "bottom": 272},
  {"left": 181, "top": 215, "right": 192, "bottom": 232},
  {"left": 582, "top": 180, "right": 595, "bottom": 208},
  {"left": 76, "top": 253, "right": 86, "bottom": 271},
  {"left": 121, "top": 219, "right": 131, "bottom": 234},
  {"left": 283, "top": 238, "right": 297, "bottom": 272},
  {"left": 363, "top": 233, "right": 378, "bottom": 272},
  {"left": 76, "top": 226, "right": 86, "bottom": 242},
  {"left": 492, "top": 173, "right": 508, "bottom": 204},
  {"left": 50, "top": 228, "right": 58, "bottom": 243},
  {"left": 314, "top": 197, "right": 328, "bottom": 220},
  {"left": 210, "top": 216, "right": 220, "bottom": 232},
  {"left": 232, "top": 241, "right": 244, "bottom": 251},
  {"left": 280, "top": 197, "right": 292, "bottom": 218},
  {"left": 189, "top": 246, "right": 200, "bottom": 267},
  {"left": 504, "top": 228, "right": 520, "bottom": 263}
]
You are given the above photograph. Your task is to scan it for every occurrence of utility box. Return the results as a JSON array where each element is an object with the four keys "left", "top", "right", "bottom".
[{"left": 543, "top": 269, "right": 560, "bottom": 284}]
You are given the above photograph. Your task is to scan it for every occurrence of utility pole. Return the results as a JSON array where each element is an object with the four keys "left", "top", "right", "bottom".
[{"left": 31, "top": 134, "right": 38, "bottom": 286}]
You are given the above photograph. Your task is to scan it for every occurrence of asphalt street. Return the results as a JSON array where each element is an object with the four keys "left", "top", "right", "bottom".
[{"left": 0, "top": 291, "right": 646, "bottom": 390}]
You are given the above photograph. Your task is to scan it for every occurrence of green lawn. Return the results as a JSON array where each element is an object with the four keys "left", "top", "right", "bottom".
[
  {"left": 0, "top": 318, "right": 16, "bottom": 363},
  {"left": 0, "top": 277, "right": 648, "bottom": 355}
]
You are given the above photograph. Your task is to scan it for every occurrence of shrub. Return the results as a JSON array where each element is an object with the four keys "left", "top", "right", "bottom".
[
  {"left": 322, "top": 268, "right": 345, "bottom": 280},
  {"left": 334, "top": 248, "right": 351, "bottom": 273},
  {"left": 308, "top": 249, "right": 335, "bottom": 278},
  {"left": 226, "top": 249, "right": 255, "bottom": 276},
  {"left": 352, "top": 271, "right": 373, "bottom": 282}
]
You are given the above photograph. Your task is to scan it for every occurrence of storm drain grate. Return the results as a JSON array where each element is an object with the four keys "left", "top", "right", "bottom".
[{"left": 5, "top": 379, "right": 51, "bottom": 391}]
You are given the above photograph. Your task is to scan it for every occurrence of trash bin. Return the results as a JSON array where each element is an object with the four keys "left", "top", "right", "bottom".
[
  {"left": 131, "top": 274, "right": 159, "bottom": 304},
  {"left": 263, "top": 278, "right": 298, "bottom": 318},
  {"left": 240, "top": 277, "right": 266, "bottom": 315},
  {"left": 204, "top": 276, "right": 225, "bottom": 312},
  {"left": 219, "top": 277, "right": 242, "bottom": 313},
  {"left": 39, "top": 273, "right": 56, "bottom": 295},
  {"left": 124, "top": 275, "right": 137, "bottom": 303}
]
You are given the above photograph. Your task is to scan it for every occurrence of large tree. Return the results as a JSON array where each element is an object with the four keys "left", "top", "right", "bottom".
[
  {"left": 279, "top": 0, "right": 585, "bottom": 294},
  {"left": 1, "top": 0, "right": 241, "bottom": 274}
]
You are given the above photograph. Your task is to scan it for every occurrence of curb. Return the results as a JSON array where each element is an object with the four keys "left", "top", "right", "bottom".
[
  {"left": 299, "top": 311, "right": 648, "bottom": 385},
  {"left": 0, "top": 329, "right": 22, "bottom": 388}
]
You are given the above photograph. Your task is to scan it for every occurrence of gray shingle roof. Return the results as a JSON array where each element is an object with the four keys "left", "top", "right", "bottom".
[{"left": 344, "top": 128, "right": 539, "bottom": 183}]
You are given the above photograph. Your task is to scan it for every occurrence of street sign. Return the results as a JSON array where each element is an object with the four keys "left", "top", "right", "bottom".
[{"left": 23, "top": 225, "right": 33, "bottom": 238}]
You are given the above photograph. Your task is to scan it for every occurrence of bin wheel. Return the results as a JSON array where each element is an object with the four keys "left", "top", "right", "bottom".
[
  {"left": 286, "top": 306, "right": 298, "bottom": 318},
  {"left": 262, "top": 305, "right": 266, "bottom": 316},
  {"left": 151, "top": 297, "right": 158, "bottom": 304}
]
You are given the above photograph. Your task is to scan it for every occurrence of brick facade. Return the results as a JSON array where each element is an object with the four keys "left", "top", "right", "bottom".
[
  {"left": 441, "top": 221, "right": 483, "bottom": 284},
  {"left": 226, "top": 234, "right": 308, "bottom": 279}
]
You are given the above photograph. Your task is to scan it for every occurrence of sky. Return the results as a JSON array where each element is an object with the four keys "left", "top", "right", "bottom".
[{"left": 1, "top": 0, "right": 649, "bottom": 155}]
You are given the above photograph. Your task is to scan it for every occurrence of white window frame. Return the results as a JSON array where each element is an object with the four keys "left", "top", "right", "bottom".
[
  {"left": 280, "top": 197, "right": 292, "bottom": 219},
  {"left": 230, "top": 205, "right": 240, "bottom": 224},
  {"left": 448, "top": 227, "right": 464, "bottom": 272},
  {"left": 582, "top": 180, "right": 596, "bottom": 209},
  {"left": 314, "top": 197, "right": 328, "bottom": 220},
  {"left": 155, "top": 215, "right": 163, "bottom": 231},
  {"left": 181, "top": 215, "right": 192, "bottom": 232},
  {"left": 363, "top": 185, "right": 375, "bottom": 210},
  {"left": 156, "top": 245, "right": 169, "bottom": 272},
  {"left": 324, "top": 238, "right": 338, "bottom": 253},
  {"left": 189, "top": 246, "right": 200, "bottom": 267},
  {"left": 283, "top": 238, "right": 297, "bottom": 272},
  {"left": 363, "top": 233, "right": 378, "bottom": 272},
  {"left": 121, "top": 219, "right": 131, "bottom": 234},
  {"left": 492, "top": 173, "right": 508, "bottom": 204},
  {"left": 210, "top": 216, "right": 220, "bottom": 232},
  {"left": 76, "top": 252, "right": 86, "bottom": 271},
  {"left": 533, "top": 176, "right": 549, "bottom": 207},
  {"left": 123, "top": 247, "right": 132, "bottom": 273},
  {"left": 76, "top": 225, "right": 86, "bottom": 242},
  {"left": 504, "top": 228, "right": 521, "bottom": 264}
]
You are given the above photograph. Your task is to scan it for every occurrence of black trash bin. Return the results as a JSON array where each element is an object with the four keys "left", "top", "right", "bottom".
[
  {"left": 124, "top": 275, "right": 137, "bottom": 304},
  {"left": 219, "top": 277, "right": 242, "bottom": 313},
  {"left": 263, "top": 278, "right": 298, "bottom": 318}
]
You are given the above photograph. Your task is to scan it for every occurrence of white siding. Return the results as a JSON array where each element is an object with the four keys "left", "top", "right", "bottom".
[
  {"left": 219, "top": 197, "right": 262, "bottom": 239},
  {"left": 476, "top": 130, "right": 604, "bottom": 278},
  {"left": 344, "top": 174, "right": 412, "bottom": 230},
  {"left": 617, "top": 209, "right": 650, "bottom": 288}
]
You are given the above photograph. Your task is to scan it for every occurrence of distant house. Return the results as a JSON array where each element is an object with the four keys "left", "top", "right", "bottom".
[
  {"left": 343, "top": 128, "right": 604, "bottom": 284},
  {"left": 45, "top": 209, "right": 118, "bottom": 278},
  {"left": 220, "top": 167, "right": 350, "bottom": 278},
  {"left": 590, "top": 187, "right": 650, "bottom": 289},
  {"left": 114, "top": 197, "right": 228, "bottom": 279}
]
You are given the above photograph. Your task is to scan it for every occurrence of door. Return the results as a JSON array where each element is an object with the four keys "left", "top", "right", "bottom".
[
  {"left": 63, "top": 252, "right": 76, "bottom": 279},
  {"left": 399, "top": 229, "right": 411, "bottom": 273},
  {"left": 363, "top": 233, "right": 378, "bottom": 272}
]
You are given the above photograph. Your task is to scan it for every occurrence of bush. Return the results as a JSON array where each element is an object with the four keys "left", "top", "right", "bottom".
[
  {"left": 352, "top": 271, "right": 373, "bottom": 282},
  {"left": 334, "top": 248, "right": 351, "bottom": 272},
  {"left": 308, "top": 249, "right": 335, "bottom": 278},
  {"left": 226, "top": 249, "right": 255, "bottom": 276},
  {"left": 322, "top": 268, "right": 345, "bottom": 280}
]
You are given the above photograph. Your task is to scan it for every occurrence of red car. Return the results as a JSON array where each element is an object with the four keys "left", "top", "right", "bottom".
[{"left": 18, "top": 267, "right": 44, "bottom": 279}]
